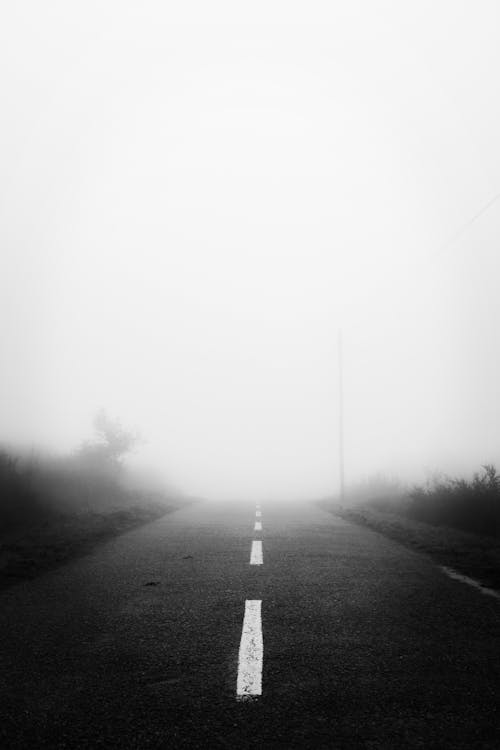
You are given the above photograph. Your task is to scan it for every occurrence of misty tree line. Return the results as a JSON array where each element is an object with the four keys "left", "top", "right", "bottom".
[
  {"left": 2, "top": 411, "right": 500, "bottom": 538},
  {"left": 0, "top": 411, "right": 142, "bottom": 530}
]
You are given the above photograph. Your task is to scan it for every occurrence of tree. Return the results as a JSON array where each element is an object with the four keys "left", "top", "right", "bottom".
[{"left": 76, "top": 410, "right": 139, "bottom": 473}]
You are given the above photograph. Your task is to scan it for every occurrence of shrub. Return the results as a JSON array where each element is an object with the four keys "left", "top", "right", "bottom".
[
  {"left": 0, "top": 450, "right": 47, "bottom": 529},
  {"left": 408, "top": 465, "right": 500, "bottom": 537},
  {"left": 344, "top": 473, "right": 410, "bottom": 512}
]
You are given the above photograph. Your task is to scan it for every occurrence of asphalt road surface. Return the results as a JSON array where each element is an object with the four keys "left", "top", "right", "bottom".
[{"left": 0, "top": 500, "right": 498, "bottom": 748}]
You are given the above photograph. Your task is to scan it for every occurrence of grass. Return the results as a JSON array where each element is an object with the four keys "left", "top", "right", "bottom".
[
  {"left": 0, "top": 503, "right": 176, "bottom": 589},
  {"left": 318, "top": 466, "right": 500, "bottom": 591},
  {"left": 0, "top": 447, "right": 186, "bottom": 589},
  {"left": 320, "top": 502, "right": 500, "bottom": 590}
]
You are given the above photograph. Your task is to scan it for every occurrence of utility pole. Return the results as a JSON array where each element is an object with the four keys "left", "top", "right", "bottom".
[{"left": 338, "top": 329, "right": 345, "bottom": 503}]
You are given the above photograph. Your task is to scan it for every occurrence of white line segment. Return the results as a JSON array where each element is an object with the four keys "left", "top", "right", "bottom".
[
  {"left": 254, "top": 521, "right": 262, "bottom": 531},
  {"left": 236, "top": 600, "right": 263, "bottom": 700},
  {"left": 256, "top": 510, "right": 262, "bottom": 518},
  {"left": 250, "top": 540, "right": 263, "bottom": 565}
]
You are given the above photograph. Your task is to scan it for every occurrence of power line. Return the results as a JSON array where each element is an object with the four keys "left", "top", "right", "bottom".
[{"left": 434, "top": 190, "right": 500, "bottom": 259}]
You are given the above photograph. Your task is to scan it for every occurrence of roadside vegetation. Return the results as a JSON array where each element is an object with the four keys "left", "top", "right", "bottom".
[
  {"left": 408, "top": 465, "right": 500, "bottom": 537},
  {"left": 0, "top": 411, "right": 185, "bottom": 588},
  {"left": 319, "top": 466, "right": 500, "bottom": 590}
]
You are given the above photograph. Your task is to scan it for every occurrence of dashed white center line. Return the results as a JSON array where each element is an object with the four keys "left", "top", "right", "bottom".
[
  {"left": 254, "top": 520, "right": 262, "bottom": 531},
  {"left": 256, "top": 510, "right": 262, "bottom": 518},
  {"left": 236, "top": 600, "right": 263, "bottom": 700},
  {"left": 250, "top": 540, "right": 263, "bottom": 565}
]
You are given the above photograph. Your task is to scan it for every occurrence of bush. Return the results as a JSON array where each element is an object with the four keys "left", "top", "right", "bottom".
[
  {"left": 0, "top": 450, "right": 48, "bottom": 529},
  {"left": 408, "top": 464, "right": 500, "bottom": 537},
  {"left": 0, "top": 414, "right": 162, "bottom": 533},
  {"left": 343, "top": 474, "right": 410, "bottom": 512}
]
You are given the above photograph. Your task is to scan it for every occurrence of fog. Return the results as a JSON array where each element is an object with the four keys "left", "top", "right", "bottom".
[{"left": 2, "top": 2, "right": 500, "bottom": 501}]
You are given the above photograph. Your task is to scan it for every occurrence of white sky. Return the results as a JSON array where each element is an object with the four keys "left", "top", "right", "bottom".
[{"left": 2, "top": 1, "right": 500, "bottom": 499}]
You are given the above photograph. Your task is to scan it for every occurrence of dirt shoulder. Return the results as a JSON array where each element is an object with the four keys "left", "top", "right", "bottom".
[
  {"left": 0, "top": 502, "right": 187, "bottom": 590},
  {"left": 319, "top": 500, "right": 500, "bottom": 591}
]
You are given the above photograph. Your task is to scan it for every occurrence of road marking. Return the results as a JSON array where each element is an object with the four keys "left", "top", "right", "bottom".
[
  {"left": 250, "top": 540, "right": 263, "bottom": 565},
  {"left": 256, "top": 511, "right": 261, "bottom": 518},
  {"left": 254, "top": 521, "right": 262, "bottom": 531},
  {"left": 236, "top": 600, "right": 263, "bottom": 700},
  {"left": 440, "top": 566, "right": 500, "bottom": 600},
  {"left": 256, "top": 504, "right": 260, "bottom": 510}
]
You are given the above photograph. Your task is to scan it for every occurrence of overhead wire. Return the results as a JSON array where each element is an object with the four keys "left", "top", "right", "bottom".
[{"left": 433, "top": 190, "right": 500, "bottom": 260}]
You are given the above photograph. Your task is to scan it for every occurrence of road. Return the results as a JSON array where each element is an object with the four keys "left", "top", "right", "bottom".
[{"left": 0, "top": 499, "right": 498, "bottom": 748}]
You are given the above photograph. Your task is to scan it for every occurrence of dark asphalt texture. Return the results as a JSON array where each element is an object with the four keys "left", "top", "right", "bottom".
[{"left": 0, "top": 500, "right": 498, "bottom": 748}]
